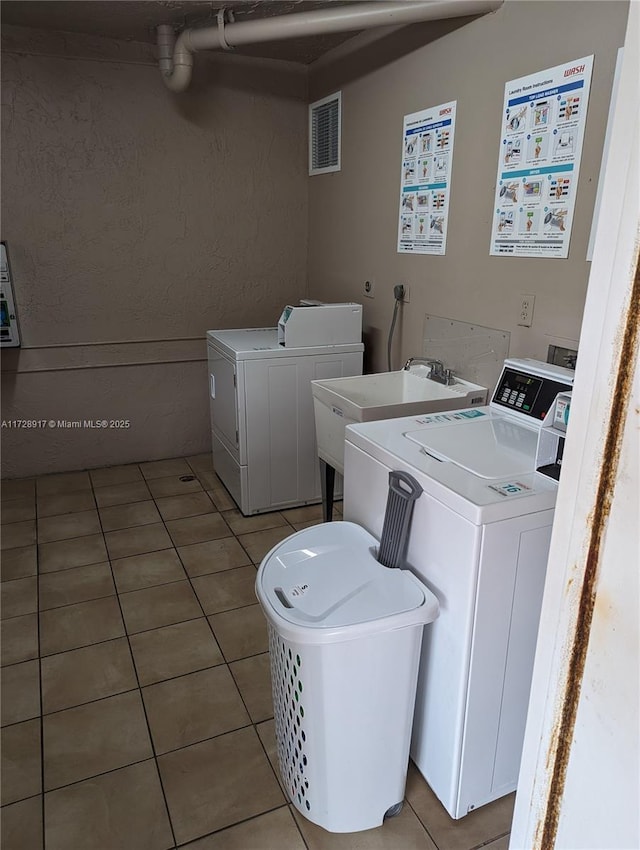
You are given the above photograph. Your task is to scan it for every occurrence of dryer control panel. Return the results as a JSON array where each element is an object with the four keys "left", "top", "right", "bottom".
[
  {"left": 491, "top": 359, "right": 574, "bottom": 421},
  {"left": 1, "top": 243, "right": 21, "bottom": 348}
]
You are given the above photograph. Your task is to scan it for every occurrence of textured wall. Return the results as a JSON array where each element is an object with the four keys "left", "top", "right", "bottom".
[
  {"left": 1, "top": 26, "right": 308, "bottom": 477},
  {"left": 307, "top": 1, "right": 629, "bottom": 374}
]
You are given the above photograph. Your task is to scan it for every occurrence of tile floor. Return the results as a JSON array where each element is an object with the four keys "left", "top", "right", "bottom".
[{"left": 1, "top": 454, "right": 514, "bottom": 849}]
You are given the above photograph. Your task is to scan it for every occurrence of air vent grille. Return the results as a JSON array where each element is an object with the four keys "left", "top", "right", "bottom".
[{"left": 309, "top": 92, "right": 341, "bottom": 175}]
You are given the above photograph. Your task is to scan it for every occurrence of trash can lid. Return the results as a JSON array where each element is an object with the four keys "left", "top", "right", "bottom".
[{"left": 256, "top": 522, "right": 438, "bottom": 642}]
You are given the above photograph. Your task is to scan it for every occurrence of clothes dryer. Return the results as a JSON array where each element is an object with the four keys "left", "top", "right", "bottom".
[{"left": 207, "top": 328, "right": 363, "bottom": 515}]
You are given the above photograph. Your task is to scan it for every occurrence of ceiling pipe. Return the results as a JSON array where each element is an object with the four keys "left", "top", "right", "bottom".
[{"left": 157, "top": 0, "right": 503, "bottom": 92}]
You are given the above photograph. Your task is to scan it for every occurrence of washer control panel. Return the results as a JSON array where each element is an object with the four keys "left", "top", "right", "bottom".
[{"left": 492, "top": 365, "right": 572, "bottom": 421}]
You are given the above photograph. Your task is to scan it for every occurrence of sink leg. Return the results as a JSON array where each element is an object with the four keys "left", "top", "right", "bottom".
[{"left": 320, "top": 460, "right": 335, "bottom": 523}]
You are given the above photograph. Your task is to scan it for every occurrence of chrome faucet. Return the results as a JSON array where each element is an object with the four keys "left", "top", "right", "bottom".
[{"left": 403, "top": 356, "right": 455, "bottom": 386}]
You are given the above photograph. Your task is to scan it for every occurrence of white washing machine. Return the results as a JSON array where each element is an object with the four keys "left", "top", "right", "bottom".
[
  {"left": 343, "top": 358, "right": 574, "bottom": 819},
  {"left": 207, "top": 328, "right": 363, "bottom": 515}
]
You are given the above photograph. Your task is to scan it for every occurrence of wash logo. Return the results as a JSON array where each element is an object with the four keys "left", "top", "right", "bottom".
[
  {"left": 564, "top": 64, "right": 585, "bottom": 78},
  {"left": 290, "top": 584, "right": 309, "bottom": 598}
]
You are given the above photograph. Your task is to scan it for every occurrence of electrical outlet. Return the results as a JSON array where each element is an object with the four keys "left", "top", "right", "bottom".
[
  {"left": 519, "top": 294, "right": 535, "bottom": 327},
  {"left": 401, "top": 284, "right": 410, "bottom": 303},
  {"left": 363, "top": 279, "right": 375, "bottom": 298}
]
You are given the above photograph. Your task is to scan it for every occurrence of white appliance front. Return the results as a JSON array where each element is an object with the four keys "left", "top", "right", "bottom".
[
  {"left": 207, "top": 329, "right": 363, "bottom": 515},
  {"left": 342, "top": 409, "right": 558, "bottom": 818}
]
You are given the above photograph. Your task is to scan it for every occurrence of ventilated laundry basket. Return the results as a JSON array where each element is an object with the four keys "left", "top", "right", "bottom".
[{"left": 256, "top": 521, "right": 439, "bottom": 833}]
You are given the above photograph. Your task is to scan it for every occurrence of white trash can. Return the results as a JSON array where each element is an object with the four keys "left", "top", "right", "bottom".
[{"left": 256, "top": 521, "right": 439, "bottom": 833}]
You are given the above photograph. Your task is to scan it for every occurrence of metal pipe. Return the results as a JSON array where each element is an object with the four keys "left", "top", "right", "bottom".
[
  {"left": 157, "top": 24, "right": 196, "bottom": 92},
  {"left": 157, "top": 0, "right": 503, "bottom": 91}
]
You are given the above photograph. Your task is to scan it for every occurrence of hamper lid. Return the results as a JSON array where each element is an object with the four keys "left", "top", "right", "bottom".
[{"left": 256, "top": 522, "right": 438, "bottom": 638}]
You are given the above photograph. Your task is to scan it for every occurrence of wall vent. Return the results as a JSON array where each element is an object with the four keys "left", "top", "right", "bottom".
[{"left": 309, "top": 91, "right": 341, "bottom": 176}]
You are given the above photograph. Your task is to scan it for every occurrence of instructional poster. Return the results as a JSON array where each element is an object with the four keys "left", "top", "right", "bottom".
[
  {"left": 397, "top": 101, "right": 456, "bottom": 255},
  {"left": 490, "top": 56, "right": 593, "bottom": 258}
]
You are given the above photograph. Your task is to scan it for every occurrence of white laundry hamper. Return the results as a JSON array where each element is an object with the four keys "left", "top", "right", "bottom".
[{"left": 256, "top": 520, "right": 439, "bottom": 833}]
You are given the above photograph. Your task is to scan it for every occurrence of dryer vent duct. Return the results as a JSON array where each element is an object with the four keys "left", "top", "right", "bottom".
[{"left": 157, "top": 0, "right": 503, "bottom": 92}]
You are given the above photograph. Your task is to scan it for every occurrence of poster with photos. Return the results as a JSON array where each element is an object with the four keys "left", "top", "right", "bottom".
[
  {"left": 397, "top": 101, "right": 456, "bottom": 255},
  {"left": 490, "top": 56, "right": 594, "bottom": 258}
]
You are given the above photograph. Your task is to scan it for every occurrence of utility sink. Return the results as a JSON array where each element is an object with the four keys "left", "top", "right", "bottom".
[{"left": 311, "top": 367, "right": 488, "bottom": 474}]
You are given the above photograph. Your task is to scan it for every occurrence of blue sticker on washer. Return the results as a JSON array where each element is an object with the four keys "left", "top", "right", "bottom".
[
  {"left": 415, "top": 409, "right": 487, "bottom": 425},
  {"left": 489, "top": 481, "right": 533, "bottom": 497}
]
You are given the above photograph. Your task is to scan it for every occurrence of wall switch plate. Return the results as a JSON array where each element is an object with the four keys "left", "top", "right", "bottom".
[
  {"left": 519, "top": 294, "right": 535, "bottom": 327},
  {"left": 363, "top": 279, "right": 375, "bottom": 298},
  {"left": 401, "top": 284, "right": 410, "bottom": 303}
]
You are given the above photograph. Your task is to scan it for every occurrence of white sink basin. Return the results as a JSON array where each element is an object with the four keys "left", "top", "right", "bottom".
[{"left": 311, "top": 368, "right": 488, "bottom": 474}]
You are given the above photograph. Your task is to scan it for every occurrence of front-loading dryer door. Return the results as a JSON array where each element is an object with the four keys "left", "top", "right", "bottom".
[{"left": 208, "top": 346, "right": 239, "bottom": 459}]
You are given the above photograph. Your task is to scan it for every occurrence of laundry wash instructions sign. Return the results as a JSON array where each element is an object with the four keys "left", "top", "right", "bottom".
[
  {"left": 490, "top": 55, "right": 594, "bottom": 258},
  {"left": 397, "top": 100, "right": 457, "bottom": 255}
]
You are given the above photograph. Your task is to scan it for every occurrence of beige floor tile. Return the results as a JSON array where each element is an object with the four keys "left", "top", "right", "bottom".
[
  {"left": 230, "top": 652, "right": 273, "bottom": 723},
  {"left": 43, "top": 690, "right": 152, "bottom": 791},
  {"left": 222, "top": 508, "right": 289, "bottom": 536},
  {"left": 39, "top": 596, "right": 124, "bottom": 656},
  {"left": 207, "top": 487, "right": 236, "bottom": 512},
  {"left": 148, "top": 475, "right": 203, "bottom": 499},
  {"left": 1, "top": 479, "right": 35, "bottom": 501},
  {"left": 94, "top": 480, "right": 151, "bottom": 508},
  {"left": 177, "top": 537, "right": 251, "bottom": 578},
  {"left": 208, "top": 604, "right": 269, "bottom": 662},
  {"left": 37, "top": 490, "right": 96, "bottom": 518},
  {"left": 1, "top": 577, "right": 37, "bottom": 619},
  {"left": 0, "top": 794, "right": 43, "bottom": 850},
  {"left": 142, "top": 665, "right": 250, "bottom": 755},
  {"left": 37, "top": 509, "right": 101, "bottom": 544},
  {"left": 185, "top": 453, "right": 214, "bottom": 471},
  {"left": 166, "top": 512, "right": 230, "bottom": 547},
  {"left": 280, "top": 504, "right": 324, "bottom": 524},
  {"left": 256, "top": 719, "right": 283, "bottom": 791},
  {"left": 155, "top": 491, "right": 215, "bottom": 521},
  {"left": 405, "top": 762, "right": 515, "bottom": 850},
  {"left": 38, "top": 562, "right": 115, "bottom": 610},
  {"left": 104, "top": 522, "right": 172, "bottom": 560},
  {"left": 139, "top": 457, "right": 193, "bottom": 479},
  {"left": 111, "top": 548, "right": 186, "bottom": 593},
  {"left": 185, "top": 806, "right": 306, "bottom": 850},
  {"left": 256, "top": 718, "right": 292, "bottom": 800},
  {"left": 41, "top": 638, "right": 137, "bottom": 714},
  {"left": 99, "top": 499, "right": 161, "bottom": 532},
  {"left": 238, "top": 526, "right": 294, "bottom": 564},
  {"left": 291, "top": 801, "right": 438, "bottom": 849},
  {"left": 89, "top": 464, "right": 143, "bottom": 489},
  {"left": 193, "top": 468, "right": 222, "bottom": 490},
  {"left": 1, "top": 498, "right": 36, "bottom": 525},
  {"left": 36, "top": 471, "right": 92, "bottom": 497},
  {"left": 291, "top": 520, "right": 323, "bottom": 531},
  {"left": 192, "top": 566, "right": 258, "bottom": 615},
  {"left": 2, "top": 520, "right": 37, "bottom": 551},
  {"left": 1, "top": 545, "right": 37, "bottom": 582},
  {"left": 158, "top": 726, "right": 284, "bottom": 845},
  {"left": 483, "top": 835, "right": 511, "bottom": 849},
  {"left": 44, "top": 760, "right": 173, "bottom": 850},
  {"left": 1, "top": 659, "right": 40, "bottom": 726},
  {"left": 130, "top": 618, "right": 223, "bottom": 686},
  {"left": 38, "top": 534, "right": 108, "bottom": 574},
  {"left": 1, "top": 614, "right": 38, "bottom": 666},
  {"left": 1, "top": 718, "right": 41, "bottom": 805},
  {"left": 119, "top": 580, "right": 202, "bottom": 634}
]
